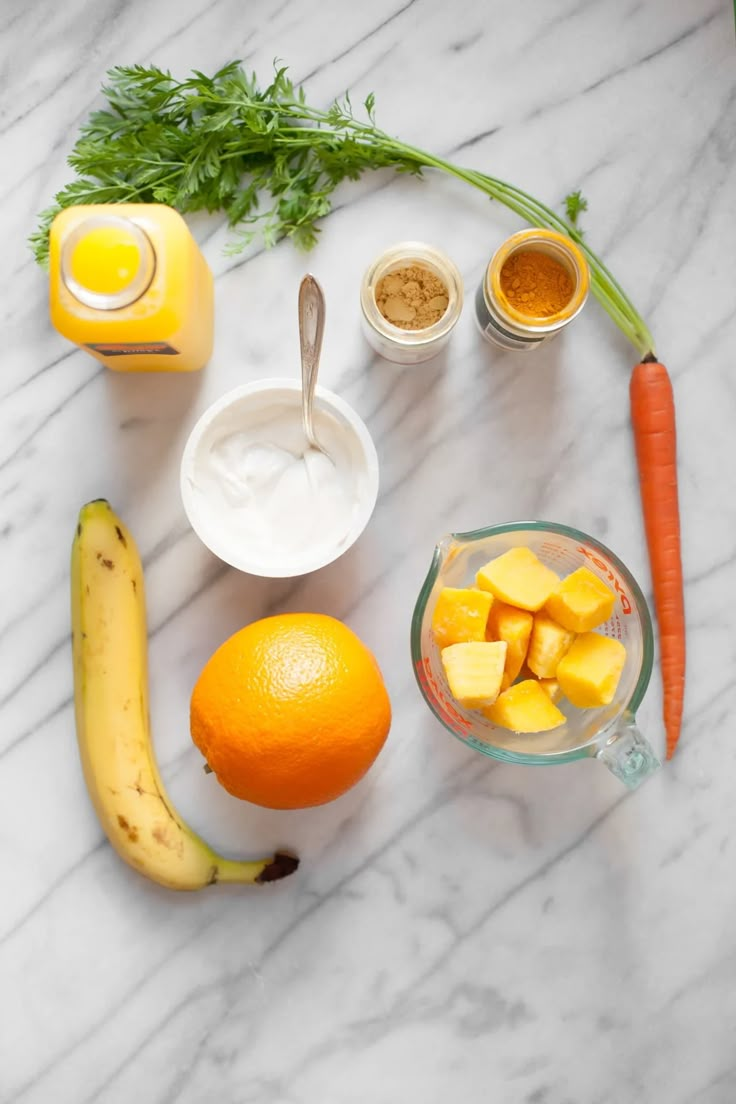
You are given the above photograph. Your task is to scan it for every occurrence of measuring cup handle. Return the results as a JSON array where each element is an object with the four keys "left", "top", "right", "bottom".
[{"left": 595, "top": 714, "right": 660, "bottom": 789}]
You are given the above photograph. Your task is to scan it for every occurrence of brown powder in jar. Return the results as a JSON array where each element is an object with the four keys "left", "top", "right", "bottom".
[
  {"left": 375, "top": 265, "right": 449, "bottom": 330},
  {"left": 499, "top": 249, "right": 573, "bottom": 317}
]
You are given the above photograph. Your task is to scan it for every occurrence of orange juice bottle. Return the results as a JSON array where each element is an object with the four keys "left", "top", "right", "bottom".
[{"left": 49, "top": 204, "right": 214, "bottom": 372}]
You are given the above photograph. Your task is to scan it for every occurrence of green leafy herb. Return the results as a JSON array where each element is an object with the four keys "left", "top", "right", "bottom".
[
  {"left": 564, "top": 189, "right": 588, "bottom": 230},
  {"left": 30, "top": 62, "right": 655, "bottom": 357}
]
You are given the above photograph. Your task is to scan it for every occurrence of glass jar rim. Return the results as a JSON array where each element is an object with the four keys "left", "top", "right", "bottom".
[
  {"left": 360, "top": 241, "right": 464, "bottom": 347},
  {"left": 487, "top": 229, "right": 589, "bottom": 332}
]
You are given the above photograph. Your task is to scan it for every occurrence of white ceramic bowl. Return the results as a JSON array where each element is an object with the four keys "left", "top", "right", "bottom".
[{"left": 180, "top": 379, "right": 379, "bottom": 577}]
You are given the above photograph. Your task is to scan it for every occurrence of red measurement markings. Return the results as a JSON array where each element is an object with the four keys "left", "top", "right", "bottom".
[
  {"left": 415, "top": 656, "right": 472, "bottom": 731},
  {"left": 577, "top": 546, "right": 632, "bottom": 613},
  {"left": 539, "top": 540, "right": 576, "bottom": 569}
]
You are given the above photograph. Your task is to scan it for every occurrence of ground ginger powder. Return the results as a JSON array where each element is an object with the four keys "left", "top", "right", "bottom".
[
  {"left": 499, "top": 249, "right": 573, "bottom": 317},
  {"left": 375, "top": 265, "right": 449, "bottom": 330}
]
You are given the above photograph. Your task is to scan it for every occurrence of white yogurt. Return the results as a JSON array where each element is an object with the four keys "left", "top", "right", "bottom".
[{"left": 181, "top": 382, "right": 378, "bottom": 577}]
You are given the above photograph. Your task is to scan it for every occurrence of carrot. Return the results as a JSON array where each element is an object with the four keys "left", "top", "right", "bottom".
[{"left": 629, "top": 357, "right": 685, "bottom": 759}]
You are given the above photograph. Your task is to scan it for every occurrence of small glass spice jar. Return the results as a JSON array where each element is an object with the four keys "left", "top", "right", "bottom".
[
  {"left": 360, "top": 242, "right": 464, "bottom": 365},
  {"left": 475, "top": 228, "right": 589, "bottom": 352}
]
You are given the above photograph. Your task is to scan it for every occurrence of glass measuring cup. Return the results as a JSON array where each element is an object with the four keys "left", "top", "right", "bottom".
[{"left": 411, "top": 521, "right": 660, "bottom": 788}]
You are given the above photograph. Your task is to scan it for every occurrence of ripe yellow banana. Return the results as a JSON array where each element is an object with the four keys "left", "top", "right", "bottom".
[{"left": 71, "top": 499, "right": 298, "bottom": 890}]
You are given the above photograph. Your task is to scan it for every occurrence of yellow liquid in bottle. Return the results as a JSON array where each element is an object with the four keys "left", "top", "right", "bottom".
[
  {"left": 49, "top": 204, "right": 214, "bottom": 372},
  {"left": 69, "top": 225, "right": 144, "bottom": 295}
]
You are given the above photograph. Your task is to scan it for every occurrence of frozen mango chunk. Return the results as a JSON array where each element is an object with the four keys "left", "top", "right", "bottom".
[
  {"left": 556, "top": 632, "right": 626, "bottom": 708},
  {"left": 441, "top": 641, "right": 507, "bottom": 709},
  {"left": 526, "top": 612, "right": 576, "bottom": 679},
  {"left": 545, "top": 567, "right": 616, "bottom": 633},
  {"left": 483, "top": 679, "right": 565, "bottom": 732},
  {"left": 486, "top": 601, "right": 533, "bottom": 685},
  {"left": 476, "top": 546, "right": 559, "bottom": 612},
  {"left": 538, "top": 678, "right": 562, "bottom": 704},
  {"left": 431, "top": 587, "right": 493, "bottom": 650}
]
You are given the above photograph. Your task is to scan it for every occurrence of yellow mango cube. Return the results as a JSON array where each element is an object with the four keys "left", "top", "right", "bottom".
[
  {"left": 486, "top": 601, "right": 533, "bottom": 685},
  {"left": 556, "top": 632, "right": 627, "bottom": 708},
  {"left": 476, "top": 546, "right": 559, "bottom": 612},
  {"left": 538, "top": 678, "right": 562, "bottom": 704},
  {"left": 526, "top": 612, "right": 576, "bottom": 679},
  {"left": 441, "top": 641, "right": 507, "bottom": 709},
  {"left": 545, "top": 567, "right": 616, "bottom": 633},
  {"left": 483, "top": 679, "right": 565, "bottom": 732},
  {"left": 431, "top": 587, "right": 493, "bottom": 650}
]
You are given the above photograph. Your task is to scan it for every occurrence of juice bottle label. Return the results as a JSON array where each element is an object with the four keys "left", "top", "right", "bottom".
[{"left": 85, "top": 341, "right": 180, "bottom": 356}]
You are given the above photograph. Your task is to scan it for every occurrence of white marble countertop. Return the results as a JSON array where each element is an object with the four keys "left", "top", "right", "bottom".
[{"left": 2, "top": 1, "right": 735, "bottom": 1101}]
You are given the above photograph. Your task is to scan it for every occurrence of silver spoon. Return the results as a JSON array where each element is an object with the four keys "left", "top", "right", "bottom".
[{"left": 298, "top": 274, "right": 332, "bottom": 462}]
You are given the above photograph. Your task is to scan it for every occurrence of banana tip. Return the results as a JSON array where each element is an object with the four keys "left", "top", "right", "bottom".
[
  {"left": 256, "top": 851, "right": 300, "bottom": 883},
  {"left": 77, "top": 498, "right": 112, "bottom": 522}
]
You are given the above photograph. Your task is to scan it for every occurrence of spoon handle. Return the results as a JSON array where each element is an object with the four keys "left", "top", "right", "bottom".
[{"left": 298, "top": 274, "right": 326, "bottom": 447}]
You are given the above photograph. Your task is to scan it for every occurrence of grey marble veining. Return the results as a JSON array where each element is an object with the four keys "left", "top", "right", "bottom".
[{"left": 2, "top": 1, "right": 736, "bottom": 1101}]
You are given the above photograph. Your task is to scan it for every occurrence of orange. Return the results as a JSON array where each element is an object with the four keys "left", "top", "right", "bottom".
[{"left": 190, "top": 613, "right": 392, "bottom": 809}]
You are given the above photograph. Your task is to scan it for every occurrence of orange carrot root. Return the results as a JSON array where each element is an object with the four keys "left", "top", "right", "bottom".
[{"left": 630, "top": 360, "right": 685, "bottom": 759}]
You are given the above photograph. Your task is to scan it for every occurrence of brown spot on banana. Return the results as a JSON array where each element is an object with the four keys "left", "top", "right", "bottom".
[
  {"left": 115, "top": 525, "right": 127, "bottom": 547},
  {"left": 117, "top": 814, "right": 139, "bottom": 843},
  {"left": 129, "top": 771, "right": 148, "bottom": 797},
  {"left": 152, "top": 824, "right": 170, "bottom": 847},
  {"left": 152, "top": 823, "right": 184, "bottom": 857}
]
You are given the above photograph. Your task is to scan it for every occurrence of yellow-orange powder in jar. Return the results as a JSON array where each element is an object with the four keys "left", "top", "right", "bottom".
[{"left": 499, "top": 250, "right": 573, "bottom": 318}]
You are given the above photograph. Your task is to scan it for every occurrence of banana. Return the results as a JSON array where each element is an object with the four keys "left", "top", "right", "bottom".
[{"left": 71, "top": 499, "right": 298, "bottom": 890}]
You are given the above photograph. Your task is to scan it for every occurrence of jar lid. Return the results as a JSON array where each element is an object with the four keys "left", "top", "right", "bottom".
[{"left": 61, "top": 215, "right": 155, "bottom": 310}]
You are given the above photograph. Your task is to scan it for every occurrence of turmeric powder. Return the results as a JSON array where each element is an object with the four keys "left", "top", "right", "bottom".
[{"left": 499, "top": 249, "right": 573, "bottom": 317}]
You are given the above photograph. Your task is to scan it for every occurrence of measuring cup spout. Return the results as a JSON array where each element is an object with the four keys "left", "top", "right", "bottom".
[
  {"left": 594, "top": 713, "right": 660, "bottom": 789},
  {"left": 435, "top": 534, "right": 459, "bottom": 562}
]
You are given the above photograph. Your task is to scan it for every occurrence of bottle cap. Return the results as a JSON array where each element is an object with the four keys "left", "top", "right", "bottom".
[{"left": 61, "top": 215, "right": 155, "bottom": 309}]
